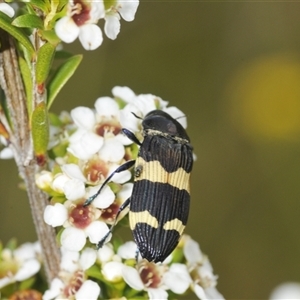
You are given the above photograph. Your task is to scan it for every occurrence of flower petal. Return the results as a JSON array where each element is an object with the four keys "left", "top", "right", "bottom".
[
  {"left": 102, "top": 261, "right": 124, "bottom": 282},
  {"left": 0, "top": 147, "right": 14, "bottom": 159},
  {"left": 62, "top": 164, "right": 86, "bottom": 182},
  {"left": 14, "top": 259, "right": 40, "bottom": 281},
  {"left": 95, "top": 97, "right": 120, "bottom": 118},
  {"left": 75, "top": 280, "right": 101, "bottom": 299},
  {"left": 147, "top": 288, "right": 168, "bottom": 300},
  {"left": 63, "top": 178, "right": 86, "bottom": 201},
  {"left": 194, "top": 284, "right": 208, "bottom": 300},
  {"left": 112, "top": 86, "right": 136, "bottom": 103},
  {"left": 204, "top": 287, "right": 225, "bottom": 300},
  {"left": 43, "top": 278, "right": 64, "bottom": 300},
  {"left": 184, "top": 236, "right": 204, "bottom": 265},
  {"left": 117, "top": 241, "right": 137, "bottom": 259},
  {"left": 85, "top": 221, "right": 110, "bottom": 244},
  {"left": 44, "top": 203, "right": 68, "bottom": 227},
  {"left": 35, "top": 170, "right": 53, "bottom": 190},
  {"left": 119, "top": 103, "right": 142, "bottom": 132},
  {"left": 55, "top": 17, "right": 79, "bottom": 43},
  {"left": 71, "top": 107, "right": 96, "bottom": 130},
  {"left": 108, "top": 164, "right": 132, "bottom": 184},
  {"left": 79, "top": 24, "right": 103, "bottom": 50},
  {"left": 60, "top": 249, "right": 79, "bottom": 273},
  {"left": 118, "top": 0, "right": 139, "bottom": 22},
  {"left": 14, "top": 242, "right": 38, "bottom": 261},
  {"left": 61, "top": 227, "right": 86, "bottom": 251},
  {"left": 163, "top": 106, "right": 187, "bottom": 129},
  {"left": 97, "top": 244, "right": 114, "bottom": 263},
  {"left": 104, "top": 14, "right": 120, "bottom": 40},
  {"left": 79, "top": 248, "right": 97, "bottom": 270},
  {"left": 117, "top": 183, "right": 133, "bottom": 202},
  {"left": 88, "top": 185, "right": 115, "bottom": 209},
  {"left": 90, "top": 1, "right": 105, "bottom": 20},
  {"left": 51, "top": 173, "right": 69, "bottom": 193},
  {"left": 163, "top": 263, "right": 191, "bottom": 294},
  {"left": 99, "top": 139, "right": 125, "bottom": 163},
  {"left": 270, "top": 282, "right": 300, "bottom": 300},
  {"left": 68, "top": 131, "right": 104, "bottom": 160},
  {"left": 0, "top": 3, "right": 15, "bottom": 18},
  {"left": 122, "top": 265, "right": 144, "bottom": 290},
  {"left": 134, "top": 94, "right": 157, "bottom": 115}
]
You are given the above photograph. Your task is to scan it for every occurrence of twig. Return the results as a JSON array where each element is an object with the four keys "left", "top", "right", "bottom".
[{"left": 0, "top": 29, "right": 60, "bottom": 284}]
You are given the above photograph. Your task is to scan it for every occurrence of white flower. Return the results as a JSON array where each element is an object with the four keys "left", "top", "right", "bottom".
[
  {"left": 183, "top": 235, "right": 224, "bottom": 300},
  {"left": 43, "top": 249, "right": 100, "bottom": 300},
  {"left": 0, "top": 242, "right": 41, "bottom": 289},
  {"left": 44, "top": 203, "right": 110, "bottom": 251},
  {"left": 122, "top": 261, "right": 168, "bottom": 300},
  {"left": 55, "top": 0, "right": 105, "bottom": 50},
  {"left": 104, "top": 0, "right": 139, "bottom": 40},
  {"left": 270, "top": 282, "right": 300, "bottom": 299},
  {"left": 44, "top": 172, "right": 115, "bottom": 251}
]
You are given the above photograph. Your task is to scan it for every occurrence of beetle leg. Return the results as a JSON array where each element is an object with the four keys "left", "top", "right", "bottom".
[
  {"left": 135, "top": 248, "right": 140, "bottom": 262},
  {"left": 97, "top": 197, "right": 131, "bottom": 249},
  {"left": 122, "top": 128, "right": 142, "bottom": 146},
  {"left": 84, "top": 160, "right": 136, "bottom": 206}
]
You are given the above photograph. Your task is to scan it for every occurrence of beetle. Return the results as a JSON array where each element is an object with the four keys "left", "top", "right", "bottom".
[{"left": 84, "top": 109, "right": 193, "bottom": 263}]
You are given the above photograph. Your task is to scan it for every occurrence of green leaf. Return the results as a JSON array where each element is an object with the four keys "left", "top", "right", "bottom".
[
  {"left": 5, "top": 238, "right": 18, "bottom": 251},
  {"left": 47, "top": 55, "right": 83, "bottom": 108},
  {"left": 12, "top": 14, "right": 44, "bottom": 29},
  {"left": 31, "top": 102, "right": 49, "bottom": 166},
  {"left": 19, "top": 57, "right": 33, "bottom": 118},
  {"left": 36, "top": 42, "right": 56, "bottom": 86},
  {"left": 19, "top": 276, "right": 36, "bottom": 290},
  {"left": 40, "top": 29, "right": 61, "bottom": 45},
  {"left": 0, "top": 11, "right": 35, "bottom": 58}
]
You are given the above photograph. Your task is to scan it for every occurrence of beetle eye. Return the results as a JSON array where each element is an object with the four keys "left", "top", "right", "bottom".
[{"left": 167, "top": 122, "right": 177, "bottom": 134}]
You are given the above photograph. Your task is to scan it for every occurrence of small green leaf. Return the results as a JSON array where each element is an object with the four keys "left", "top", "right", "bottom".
[
  {"left": 31, "top": 102, "right": 49, "bottom": 166},
  {"left": 19, "top": 276, "right": 36, "bottom": 290},
  {"left": 19, "top": 57, "right": 33, "bottom": 118},
  {"left": 47, "top": 55, "right": 83, "bottom": 108},
  {"left": 40, "top": 29, "right": 61, "bottom": 45},
  {"left": 0, "top": 11, "right": 35, "bottom": 58},
  {"left": 36, "top": 42, "right": 56, "bottom": 86},
  {"left": 12, "top": 14, "right": 44, "bottom": 29}
]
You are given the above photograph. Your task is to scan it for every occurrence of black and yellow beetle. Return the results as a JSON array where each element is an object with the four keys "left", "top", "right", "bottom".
[{"left": 85, "top": 109, "right": 193, "bottom": 263}]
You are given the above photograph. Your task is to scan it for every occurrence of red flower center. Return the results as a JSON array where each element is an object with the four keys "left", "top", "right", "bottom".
[
  {"left": 71, "top": 0, "right": 91, "bottom": 27},
  {"left": 69, "top": 204, "right": 92, "bottom": 229},
  {"left": 139, "top": 262, "right": 162, "bottom": 288}
]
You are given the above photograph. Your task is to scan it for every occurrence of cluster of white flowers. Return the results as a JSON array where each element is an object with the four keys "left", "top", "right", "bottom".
[
  {"left": 43, "top": 235, "right": 224, "bottom": 300},
  {"left": 0, "top": 241, "right": 41, "bottom": 289},
  {"left": 34, "top": 86, "right": 224, "bottom": 299},
  {"left": 37, "top": 86, "right": 187, "bottom": 252},
  {"left": 55, "top": 0, "right": 139, "bottom": 50}
]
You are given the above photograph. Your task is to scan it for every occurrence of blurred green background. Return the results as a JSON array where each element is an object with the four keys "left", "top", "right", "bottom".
[{"left": 2, "top": 2, "right": 300, "bottom": 299}]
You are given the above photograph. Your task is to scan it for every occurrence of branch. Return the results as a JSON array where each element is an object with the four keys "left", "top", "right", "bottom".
[{"left": 0, "top": 29, "right": 60, "bottom": 284}]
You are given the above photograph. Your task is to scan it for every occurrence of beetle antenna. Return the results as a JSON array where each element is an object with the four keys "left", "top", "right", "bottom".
[
  {"left": 175, "top": 115, "right": 186, "bottom": 120},
  {"left": 131, "top": 112, "right": 143, "bottom": 120}
]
